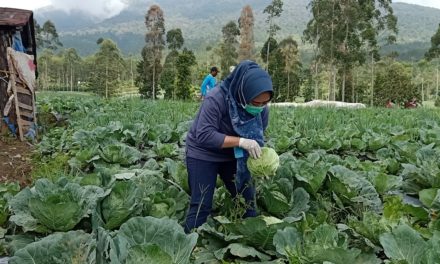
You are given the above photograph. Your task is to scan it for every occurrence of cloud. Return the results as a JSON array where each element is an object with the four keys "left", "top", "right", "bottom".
[
  {"left": 395, "top": 0, "right": 440, "bottom": 9},
  {"left": 50, "top": 0, "right": 127, "bottom": 18},
  {"left": 1, "top": 0, "right": 51, "bottom": 10}
]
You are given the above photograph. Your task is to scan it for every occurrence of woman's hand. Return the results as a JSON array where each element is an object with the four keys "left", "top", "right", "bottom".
[{"left": 239, "top": 138, "right": 262, "bottom": 159}]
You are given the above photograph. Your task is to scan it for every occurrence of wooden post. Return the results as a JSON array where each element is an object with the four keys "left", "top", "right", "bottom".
[
  {"left": 0, "top": 33, "right": 14, "bottom": 135},
  {"left": 0, "top": 32, "right": 10, "bottom": 133},
  {"left": 7, "top": 48, "right": 38, "bottom": 141},
  {"left": 9, "top": 68, "right": 24, "bottom": 140}
]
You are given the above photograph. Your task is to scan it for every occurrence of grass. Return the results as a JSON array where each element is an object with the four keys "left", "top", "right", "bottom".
[{"left": 31, "top": 153, "right": 70, "bottom": 182}]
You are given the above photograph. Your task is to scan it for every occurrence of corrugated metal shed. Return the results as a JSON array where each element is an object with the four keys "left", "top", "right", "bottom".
[{"left": 0, "top": 8, "right": 33, "bottom": 27}]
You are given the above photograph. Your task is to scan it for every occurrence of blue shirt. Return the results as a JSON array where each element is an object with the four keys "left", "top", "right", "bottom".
[
  {"left": 186, "top": 87, "right": 269, "bottom": 162},
  {"left": 200, "top": 74, "right": 217, "bottom": 96}
]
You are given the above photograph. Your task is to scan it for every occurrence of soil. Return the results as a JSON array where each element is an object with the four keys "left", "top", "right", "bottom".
[{"left": 0, "top": 136, "right": 33, "bottom": 187}]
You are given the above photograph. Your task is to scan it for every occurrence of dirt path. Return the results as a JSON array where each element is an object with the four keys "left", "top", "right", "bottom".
[{"left": 0, "top": 136, "right": 33, "bottom": 187}]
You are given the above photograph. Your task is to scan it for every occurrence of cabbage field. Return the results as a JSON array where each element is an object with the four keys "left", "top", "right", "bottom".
[{"left": 1, "top": 93, "right": 440, "bottom": 263}]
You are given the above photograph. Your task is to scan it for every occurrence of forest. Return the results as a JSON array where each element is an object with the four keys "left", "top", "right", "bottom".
[{"left": 33, "top": 0, "right": 440, "bottom": 107}]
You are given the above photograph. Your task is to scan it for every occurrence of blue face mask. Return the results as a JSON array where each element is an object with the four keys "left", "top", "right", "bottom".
[{"left": 245, "top": 104, "right": 264, "bottom": 116}]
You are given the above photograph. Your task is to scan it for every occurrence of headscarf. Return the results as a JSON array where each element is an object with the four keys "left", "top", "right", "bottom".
[
  {"left": 220, "top": 60, "right": 273, "bottom": 190},
  {"left": 222, "top": 61, "right": 273, "bottom": 107}
]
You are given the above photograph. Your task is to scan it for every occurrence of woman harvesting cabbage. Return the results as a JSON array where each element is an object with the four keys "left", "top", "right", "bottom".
[{"left": 184, "top": 60, "right": 273, "bottom": 233}]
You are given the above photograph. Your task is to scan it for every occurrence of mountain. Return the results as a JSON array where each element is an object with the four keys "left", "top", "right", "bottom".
[
  {"left": 34, "top": 0, "right": 440, "bottom": 61},
  {"left": 34, "top": 6, "right": 101, "bottom": 31}
]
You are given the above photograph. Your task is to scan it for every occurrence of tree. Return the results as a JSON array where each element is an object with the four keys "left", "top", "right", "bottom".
[
  {"left": 260, "top": 37, "right": 303, "bottom": 102},
  {"left": 301, "top": 69, "right": 314, "bottom": 102},
  {"left": 220, "top": 21, "right": 240, "bottom": 78},
  {"left": 260, "top": 37, "right": 278, "bottom": 62},
  {"left": 426, "top": 24, "right": 440, "bottom": 60},
  {"left": 425, "top": 24, "right": 440, "bottom": 99},
  {"left": 160, "top": 28, "right": 185, "bottom": 99},
  {"left": 166, "top": 29, "right": 184, "bottom": 51},
  {"left": 176, "top": 48, "right": 196, "bottom": 100},
  {"left": 35, "top": 20, "right": 63, "bottom": 50},
  {"left": 37, "top": 49, "right": 55, "bottom": 90},
  {"left": 263, "top": 0, "right": 283, "bottom": 69},
  {"left": 90, "top": 39, "right": 125, "bottom": 98},
  {"left": 238, "top": 5, "right": 255, "bottom": 61},
  {"left": 137, "top": 5, "right": 165, "bottom": 99},
  {"left": 279, "top": 37, "right": 301, "bottom": 101},
  {"left": 413, "top": 60, "right": 431, "bottom": 102},
  {"left": 160, "top": 50, "right": 179, "bottom": 99},
  {"left": 63, "top": 48, "right": 81, "bottom": 92},
  {"left": 260, "top": 38, "right": 283, "bottom": 101},
  {"left": 374, "top": 60, "right": 419, "bottom": 106},
  {"left": 303, "top": 0, "right": 397, "bottom": 102},
  {"left": 35, "top": 20, "right": 63, "bottom": 90}
]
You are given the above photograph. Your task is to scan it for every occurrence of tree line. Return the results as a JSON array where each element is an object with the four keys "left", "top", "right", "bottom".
[{"left": 34, "top": 0, "right": 440, "bottom": 106}]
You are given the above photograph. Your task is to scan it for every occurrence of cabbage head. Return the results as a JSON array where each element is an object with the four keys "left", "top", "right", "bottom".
[
  {"left": 9, "top": 179, "right": 103, "bottom": 233},
  {"left": 247, "top": 147, "right": 280, "bottom": 177}
]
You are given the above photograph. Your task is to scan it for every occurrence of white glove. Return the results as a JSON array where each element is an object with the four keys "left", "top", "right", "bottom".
[{"left": 239, "top": 138, "right": 262, "bottom": 159}]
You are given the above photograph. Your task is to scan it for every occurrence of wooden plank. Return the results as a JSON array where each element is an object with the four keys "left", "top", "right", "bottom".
[
  {"left": 19, "top": 110, "right": 34, "bottom": 119},
  {"left": 19, "top": 119, "right": 34, "bottom": 128},
  {"left": 5, "top": 47, "right": 37, "bottom": 141},
  {"left": 32, "top": 91, "right": 37, "bottom": 138},
  {"left": 18, "top": 102, "right": 33, "bottom": 111},
  {"left": 0, "top": 35, "right": 10, "bottom": 125},
  {"left": 9, "top": 70, "right": 23, "bottom": 141},
  {"left": 16, "top": 86, "right": 31, "bottom": 95}
]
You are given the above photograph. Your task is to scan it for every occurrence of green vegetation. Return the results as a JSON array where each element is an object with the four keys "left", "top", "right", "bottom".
[
  {"left": 137, "top": 5, "right": 165, "bottom": 99},
  {"left": 247, "top": 147, "right": 280, "bottom": 178},
  {"left": 35, "top": 0, "right": 440, "bottom": 61},
  {"left": 0, "top": 94, "right": 439, "bottom": 262},
  {"left": 33, "top": 0, "right": 440, "bottom": 104},
  {"left": 11, "top": 2, "right": 440, "bottom": 260}
]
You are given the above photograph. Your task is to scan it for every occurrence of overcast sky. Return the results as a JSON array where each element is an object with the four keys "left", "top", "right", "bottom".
[
  {"left": 1, "top": 0, "right": 439, "bottom": 18},
  {"left": 0, "top": 0, "right": 127, "bottom": 18}
]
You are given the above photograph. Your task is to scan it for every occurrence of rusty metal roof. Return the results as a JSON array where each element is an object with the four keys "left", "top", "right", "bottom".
[{"left": 0, "top": 8, "right": 33, "bottom": 27}]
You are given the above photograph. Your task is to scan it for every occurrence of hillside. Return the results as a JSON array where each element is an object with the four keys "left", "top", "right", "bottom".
[{"left": 34, "top": 0, "right": 440, "bottom": 61}]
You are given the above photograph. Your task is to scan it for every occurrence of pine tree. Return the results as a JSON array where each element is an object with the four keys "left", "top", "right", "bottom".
[
  {"left": 176, "top": 48, "right": 196, "bottom": 100},
  {"left": 137, "top": 5, "right": 165, "bottom": 99},
  {"left": 374, "top": 60, "right": 419, "bottom": 106},
  {"left": 160, "top": 50, "right": 179, "bottom": 100},
  {"left": 425, "top": 24, "right": 440, "bottom": 99},
  {"left": 160, "top": 29, "right": 185, "bottom": 99},
  {"left": 263, "top": 0, "right": 283, "bottom": 69},
  {"left": 238, "top": 5, "right": 255, "bottom": 61},
  {"left": 220, "top": 21, "right": 240, "bottom": 78},
  {"left": 90, "top": 39, "right": 125, "bottom": 98},
  {"left": 166, "top": 29, "right": 184, "bottom": 51}
]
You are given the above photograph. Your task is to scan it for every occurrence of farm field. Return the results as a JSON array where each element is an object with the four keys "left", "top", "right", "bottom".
[{"left": 0, "top": 92, "right": 440, "bottom": 263}]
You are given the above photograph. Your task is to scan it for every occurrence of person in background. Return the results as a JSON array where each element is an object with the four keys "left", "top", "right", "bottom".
[
  {"left": 386, "top": 99, "right": 394, "bottom": 108},
  {"left": 184, "top": 60, "right": 273, "bottom": 233},
  {"left": 405, "top": 97, "right": 418, "bottom": 109},
  {"left": 200, "top": 67, "right": 219, "bottom": 99}
]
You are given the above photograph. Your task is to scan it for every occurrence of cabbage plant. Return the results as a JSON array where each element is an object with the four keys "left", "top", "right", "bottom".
[
  {"left": 109, "top": 216, "right": 198, "bottom": 264},
  {"left": 9, "top": 179, "right": 103, "bottom": 233},
  {"left": 247, "top": 147, "right": 280, "bottom": 177},
  {"left": 9, "top": 230, "right": 95, "bottom": 264}
]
